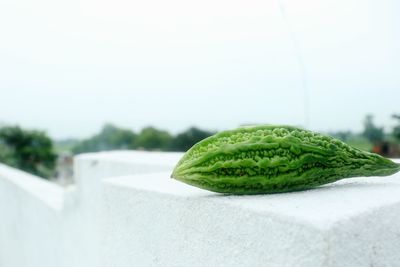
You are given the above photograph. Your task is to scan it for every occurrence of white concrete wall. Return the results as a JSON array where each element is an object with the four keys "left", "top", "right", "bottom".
[
  {"left": 1, "top": 151, "right": 399, "bottom": 267},
  {"left": 0, "top": 164, "right": 64, "bottom": 267},
  {"left": 0, "top": 151, "right": 182, "bottom": 267},
  {"left": 101, "top": 168, "right": 400, "bottom": 267},
  {"left": 72, "top": 151, "right": 183, "bottom": 267}
]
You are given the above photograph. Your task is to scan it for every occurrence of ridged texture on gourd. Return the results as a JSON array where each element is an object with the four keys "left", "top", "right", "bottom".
[{"left": 171, "top": 125, "right": 400, "bottom": 194}]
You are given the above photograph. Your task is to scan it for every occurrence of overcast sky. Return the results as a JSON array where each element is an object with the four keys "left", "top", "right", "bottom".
[{"left": 0, "top": 0, "right": 399, "bottom": 139}]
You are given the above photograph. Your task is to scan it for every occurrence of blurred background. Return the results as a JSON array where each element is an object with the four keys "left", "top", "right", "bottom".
[{"left": 0, "top": 0, "right": 399, "bottom": 184}]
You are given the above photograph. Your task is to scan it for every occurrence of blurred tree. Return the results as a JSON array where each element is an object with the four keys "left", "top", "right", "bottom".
[
  {"left": 169, "top": 127, "right": 214, "bottom": 151},
  {"left": 0, "top": 142, "right": 16, "bottom": 166},
  {"left": 134, "top": 127, "right": 172, "bottom": 151},
  {"left": 362, "top": 114, "right": 384, "bottom": 144},
  {"left": 392, "top": 114, "right": 400, "bottom": 142},
  {"left": 329, "top": 131, "right": 353, "bottom": 142},
  {"left": 328, "top": 130, "right": 372, "bottom": 152},
  {"left": 0, "top": 126, "right": 56, "bottom": 178},
  {"left": 72, "top": 124, "right": 136, "bottom": 154}
]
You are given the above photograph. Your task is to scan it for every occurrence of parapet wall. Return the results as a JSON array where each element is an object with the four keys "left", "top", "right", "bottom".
[{"left": 1, "top": 151, "right": 399, "bottom": 267}]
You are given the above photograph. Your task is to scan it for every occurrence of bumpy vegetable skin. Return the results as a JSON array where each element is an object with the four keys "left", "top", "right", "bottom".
[{"left": 171, "top": 125, "right": 400, "bottom": 194}]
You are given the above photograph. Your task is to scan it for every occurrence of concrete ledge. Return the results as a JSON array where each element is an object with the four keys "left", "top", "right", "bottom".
[
  {"left": 74, "top": 150, "right": 183, "bottom": 181},
  {"left": 1, "top": 151, "right": 399, "bottom": 267},
  {"left": 0, "top": 163, "right": 64, "bottom": 210},
  {"left": 102, "top": 161, "right": 400, "bottom": 267}
]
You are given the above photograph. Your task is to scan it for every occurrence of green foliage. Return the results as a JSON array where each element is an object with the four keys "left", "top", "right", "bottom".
[
  {"left": 345, "top": 136, "right": 373, "bottom": 152},
  {"left": 329, "top": 131, "right": 372, "bottom": 152},
  {"left": 0, "top": 142, "right": 16, "bottom": 166},
  {"left": 1, "top": 112, "right": 397, "bottom": 180},
  {"left": 134, "top": 127, "right": 172, "bottom": 151},
  {"left": 169, "top": 127, "right": 214, "bottom": 151},
  {"left": 329, "top": 131, "right": 353, "bottom": 142},
  {"left": 0, "top": 126, "right": 56, "bottom": 178},
  {"left": 362, "top": 114, "right": 384, "bottom": 143},
  {"left": 67, "top": 112, "right": 400, "bottom": 157},
  {"left": 54, "top": 138, "right": 80, "bottom": 154},
  {"left": 72, "top": 124, "right": 136, "bottom": 154},
  {"left": 392, "top": 114, "right": 400, "bottom": 142},
  {"left": 71, "top": 125, "right": 214, "bottom": 154}
]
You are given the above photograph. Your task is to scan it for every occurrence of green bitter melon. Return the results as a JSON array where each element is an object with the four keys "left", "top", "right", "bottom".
[{"left": 171, "top": 125, "right": 400, "bottom": 194}]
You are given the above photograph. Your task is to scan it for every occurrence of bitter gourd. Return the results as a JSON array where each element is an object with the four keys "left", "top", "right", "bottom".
[{"left": 171, "top": 125, "right": 400, "bottom": 194}]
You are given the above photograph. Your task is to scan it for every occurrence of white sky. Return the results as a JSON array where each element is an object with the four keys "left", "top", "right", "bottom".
[{"left": 0, "top": 0, "right": 399, "bottom": 139}]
